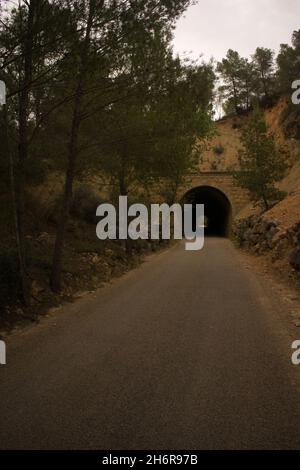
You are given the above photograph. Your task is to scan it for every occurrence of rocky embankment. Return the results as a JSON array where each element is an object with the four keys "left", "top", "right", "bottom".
[{"left": 234, "top": 188, "right": 300, "bottom": 274}]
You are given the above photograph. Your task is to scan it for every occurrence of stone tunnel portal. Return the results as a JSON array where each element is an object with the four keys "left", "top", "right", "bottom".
[{"left": 182, "top": 186, "right": 232, "bottom": 237}]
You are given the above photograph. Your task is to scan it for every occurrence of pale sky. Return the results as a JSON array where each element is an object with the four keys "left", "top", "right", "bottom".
[{"left": 173, "top": 0, "right": 300, "bottom": 62}]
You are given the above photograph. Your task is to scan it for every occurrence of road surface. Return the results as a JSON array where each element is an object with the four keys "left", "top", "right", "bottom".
[{"left": 1, "top": 238, "right": 300, "bottom": 449}]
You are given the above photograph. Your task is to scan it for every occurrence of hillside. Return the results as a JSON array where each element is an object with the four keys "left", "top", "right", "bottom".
[
  {"left": 200, "top": 98, "right": 300, "bottom": 214},
  {"left": 201, "top": 98, "right": 300, "bottom": 184},
  {"left": 206, "top": 98, "right": 300, "bottom": 280}
]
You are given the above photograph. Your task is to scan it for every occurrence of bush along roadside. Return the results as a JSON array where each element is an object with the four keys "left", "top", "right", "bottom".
[
  {"left": 0, "top": 182, "right": 171, "bottom": 334},
  {"left": 0, "top": 232, "right": 169, "bottom": 334}
]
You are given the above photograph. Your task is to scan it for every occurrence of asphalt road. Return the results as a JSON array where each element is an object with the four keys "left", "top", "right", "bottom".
[{"left": 1, "top": 238, "right": 300, "bottom": 450}]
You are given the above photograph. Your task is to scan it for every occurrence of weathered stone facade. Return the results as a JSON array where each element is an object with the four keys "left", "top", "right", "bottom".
[{"left": 179, "top": 171, "right": 250, "bottom": 218}]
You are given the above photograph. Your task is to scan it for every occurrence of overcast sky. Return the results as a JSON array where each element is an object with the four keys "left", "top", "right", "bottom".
[{"left": 173, "top": 0, "right": 300, "bottom": 62}]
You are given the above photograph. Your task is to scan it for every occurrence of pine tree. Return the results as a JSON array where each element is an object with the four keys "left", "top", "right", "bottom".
[
  {"left": 233, "top": 108, "right": 287, "bottom": 210},
  {"left": 252, "top": 47, "right": 275, "bottom": 103},
  {"left": 277, "top": 30, "right": 300, "bottom": 93}
]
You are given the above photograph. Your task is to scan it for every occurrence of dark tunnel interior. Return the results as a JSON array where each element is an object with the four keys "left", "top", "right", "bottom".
[{"left": 182, "top": 186, "right": 232, "bottom": 237}]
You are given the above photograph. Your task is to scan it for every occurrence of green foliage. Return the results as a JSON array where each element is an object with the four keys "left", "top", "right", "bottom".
[
  {"left": 87, "top": 55, "right": 215, "bottom": 202},
  {"left": 252, "top": 47, "right": 275, "bottom": 103},
  {"left": 217, "top": 29, "right": 300, "bottom": 116},
  {"left": 217, "top": 50, "right": 244, "bottom": 115},
  {"left": 148, "top": 61, "right": 215, "bottom": 202},
  {"left": 1, "top": 0, "right": 206, "bottom": 300},
  {"left": 217, "top": 42, "right": 285, "bottom": 114},
  {"left": 71, "top": 185, "right": 106, "bottom": 224},
  {"left": 233, "top": 108, "right": 287, "bottom": 210},
  {"left": 217, "top": 50, "right": 258, "bottom": 115},
  {"left": 277, "top": 30, "right": 300, "bottom": 93}
]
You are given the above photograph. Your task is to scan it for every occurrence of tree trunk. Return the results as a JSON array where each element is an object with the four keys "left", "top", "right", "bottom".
[
  {"left": 50, "top": 0, "right": 96, "bottom": 292},
  {"left": 119, "top": 154, "right": 131, "bottom": 254},
  {"left": 2, "top": 104, "right": 27, "bottom": 305},
  {"left": 119, "top": 161, "right": 128, "bottom": 197},
  {"left": 232, "top": 79, "right": 239, "bottom": 115},
  {"left": 261, "top": 68, "right": 269, "bottom": 102},
  {"left": 15, "top": 0, "right": 37, "bottom": 305},
  {"left": 50, "top": 100, "right": 81, "bottom": 292}
]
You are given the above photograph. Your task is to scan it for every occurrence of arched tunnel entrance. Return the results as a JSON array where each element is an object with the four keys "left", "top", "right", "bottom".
[{"left": 182, "top": 186, "right": 232, "bottom": 237}]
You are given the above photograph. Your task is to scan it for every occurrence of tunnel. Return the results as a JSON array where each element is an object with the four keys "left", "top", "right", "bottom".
[{"left": 182, "top": 186, "right": 232, "bottom": 237}]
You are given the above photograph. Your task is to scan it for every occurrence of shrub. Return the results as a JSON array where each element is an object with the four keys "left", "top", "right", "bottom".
[
  {"left": 71, "top": 185, "right": 106, "bottom": 224},
  {"left": 213, "top": 144, "right": 225, "bottom": 155},
  {"left": 39, "top": 193, "right": 63, "bottom": 225}
]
